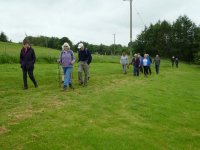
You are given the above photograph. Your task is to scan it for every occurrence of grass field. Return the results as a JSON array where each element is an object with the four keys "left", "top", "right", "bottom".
[
  {"left": 0, "top": 41, "right": 119, "bottom": 64},
  {"left": 0, "top": 56, "right": 200, "bottom": 149}
]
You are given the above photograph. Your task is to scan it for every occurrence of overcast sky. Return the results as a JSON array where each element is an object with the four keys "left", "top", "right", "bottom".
[{"left": 0, "top": 0, "right": 199, "bottom": 46}]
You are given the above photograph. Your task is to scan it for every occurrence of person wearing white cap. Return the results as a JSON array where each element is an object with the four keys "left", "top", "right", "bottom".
[
  {"left": 77, "top": 43, "right": 92, "bottom": 86},
  {"left": 58, "top": 42, "right": 75, "bottom": 91}
]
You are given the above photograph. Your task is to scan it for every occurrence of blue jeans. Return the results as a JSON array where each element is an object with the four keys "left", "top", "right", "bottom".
[{"left": 63, "top": 67, "right": 72, "bottom": 87}]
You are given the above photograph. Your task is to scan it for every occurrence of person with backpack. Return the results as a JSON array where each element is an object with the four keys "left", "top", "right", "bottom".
[
  {"left": 58, "top": 42, "right": 75, "bottom": 91},
  {"left": 77, "top": 43, "right": 92, "bottom": 86},
  {"left": 153, "top": 55, "right": 160, "bottom": 74},
  {"left": 20, "top": 39, "right": 38, "bottom": 90},
  {"left": 129, "top": 54, "right": 140, "bottom": 76},
  {"left": 147, "top": 54, "right": 152, "bottom": 75}
]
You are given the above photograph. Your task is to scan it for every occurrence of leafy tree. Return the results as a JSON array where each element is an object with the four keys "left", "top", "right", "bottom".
[{"left": 0, "top": 32, "right": 8, "bottom": 42}]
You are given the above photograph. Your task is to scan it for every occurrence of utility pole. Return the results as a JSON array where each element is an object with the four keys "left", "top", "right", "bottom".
[
  {"left": 113, "top": 33, "right": 116, "bottom": 55},
  {"left": 123, "top": 0, "right": 133, "bottom": 56}
]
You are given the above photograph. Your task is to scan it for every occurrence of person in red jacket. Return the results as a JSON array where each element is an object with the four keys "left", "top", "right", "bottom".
[{"left": 20, "top": 39, "right": 38, "bottom": 90}]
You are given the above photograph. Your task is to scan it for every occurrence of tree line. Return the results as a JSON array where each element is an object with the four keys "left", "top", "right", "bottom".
[
  {"left": 1, "top": 15, "right": 200, "bottom": 64},
  {"left": 131, "top": 15, "right": 200, "bottom": 64},
  {"left": 24, "top": 36, "right": 127, "bottom": 55}
]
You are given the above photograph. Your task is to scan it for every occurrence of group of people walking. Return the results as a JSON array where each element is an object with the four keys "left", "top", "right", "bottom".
[
  {"left": 171, "top": 56, "right": 179, "bottom": 68},
  {"left": 120, "top": 53, "right": 160, "bottom": 76},
  {"left": 58, "top": 42, "right": 92, "bottom": 91},
  {"left": 20, "top": 38, "right": 179, "bottom": 91},
  {"left": 20, "top": 39, "right": 92, "bottom": 91}
]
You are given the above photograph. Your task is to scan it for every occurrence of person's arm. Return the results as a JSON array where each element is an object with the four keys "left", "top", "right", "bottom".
[
  {"left": 87, "top": 50, "right": 92, "bottom": 65},
  {"left": 31, "top": 48, "right": 36, "bottom": 64},
  {"left": 20, "top": 49, "right": 23, "bottom": 64},
  {"left": 71, "top": 51, "right": 75, "bottom": 64}
]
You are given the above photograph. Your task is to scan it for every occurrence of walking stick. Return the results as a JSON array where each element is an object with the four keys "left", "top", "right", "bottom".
[{"left": 57, "top": 63, "right": 61, "bottom": 87}]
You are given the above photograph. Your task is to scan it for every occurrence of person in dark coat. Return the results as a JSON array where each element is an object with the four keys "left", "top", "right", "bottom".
[
  {"left": 175, "top": 57, "right": 179, "bottom": 68},
  {"left": 77, "top": 43, "right": 92, "bottom": 86},
  {"left": 171, "top": 56, "right": 175, "bottom": 68},
  {"left": 20, "top": 39, "right": 38, "bottom": 90},
  {"left": 129, "top": 54, "right": 140, "bottom": 76}
]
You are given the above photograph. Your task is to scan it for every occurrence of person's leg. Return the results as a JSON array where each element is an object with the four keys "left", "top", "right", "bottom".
[
  {"left": 63, "top": 67, "right": 67, "bottom": 89},
  {"left": 78, "top": 62, "right": 83, "bottom": 85},
  {"left": 123, "top": 65, "right": 127, "bottom": 74},
  {"left": 176, "top": 63, "right": 178, "bottom": 68},
  {"left": 140, "top": 66, "right": 143, "bottom": 73},
  {"left": 136, "top": 67, "right": 139, "bottom": 76},
  {"left": 27, "top": 68, "right": 37, "bottom": 87},
  {"left": 65, "top": 67, "right": 72, "bottom": 87},
  {"left": 83, "top": 62, "right": 89, "bottom": 86},
  {"left": 149, "top": 66, "right": 152, "bottom": 75},
  {"left": 22, "top": 68, "right": 28, "bottom": 89},
  {"left": 144, "top": 66, "right": 147, "bottom": 76},
  {"left": 88, "top": 65, "right": 90, "bottom": 80},
  {"left": 122, "top": 65, "right": 125, "bottom": 74},
  {"left": 143, "top": 66, "right": 146, "bottom": 76},
  {"left": 155, "top": 65, "right": 158, "bottom": 74},
  {"left": 133, "top": 66, "right": 136, "bottom": 76}
]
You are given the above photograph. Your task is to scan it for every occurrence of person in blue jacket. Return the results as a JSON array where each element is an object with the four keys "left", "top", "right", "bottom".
[{"left": 147, "top": 54, "right": 152, "bottom": 75}]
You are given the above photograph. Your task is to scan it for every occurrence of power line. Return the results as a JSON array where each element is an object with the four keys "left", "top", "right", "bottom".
[{"left": 132, "top": 4, "right": 146, "bottom": 27}]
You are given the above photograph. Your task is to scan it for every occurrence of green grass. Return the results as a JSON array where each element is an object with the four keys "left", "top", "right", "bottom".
[
  {"left": 0, "top": 59, "right": 200, "bottom": 149},
  {"left": 0, "top": 41, "right": 120, "bottom": 64}
]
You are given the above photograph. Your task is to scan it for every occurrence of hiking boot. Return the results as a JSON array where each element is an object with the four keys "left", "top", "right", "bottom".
[
  {"left": 63, "top": 85, "right": 67, "bottom": 91},
  {"left": 83, "top": 83, "right": 87, "bottom": 87},
  {"left": 69, "top": 83, "right": 74, "bottom": 90},
  {"left": 34, "top": 83, "right": 38, "bottom": 88},
  {"left": 79, "top": 82, "right": 83, "bottom": 85},
  {"left": 23, "top": 86, "right": 28, "bottom": 90}
]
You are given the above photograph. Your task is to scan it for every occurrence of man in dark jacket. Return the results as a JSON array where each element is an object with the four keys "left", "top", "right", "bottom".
[
  {"left": 129, "top": 54, "right": 140, "bottom": 76},
  {"left": 77, "top": 43, "right": 92, "bottom": 86},
  {"left": 20, "top": 39, "right": 38, "bottom": 89},
  {"left": 154, "top": 55, "right": 160, "bottom": 74}
]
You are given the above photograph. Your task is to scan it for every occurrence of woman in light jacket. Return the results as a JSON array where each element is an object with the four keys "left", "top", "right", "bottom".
[
  {"left": 120, "top": 52, "right": 128, "bottom": 74},
  {"left": 59, "top": 43, "right": 75, "bottom": 91}
]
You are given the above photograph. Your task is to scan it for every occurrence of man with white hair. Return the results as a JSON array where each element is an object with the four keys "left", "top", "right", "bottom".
[{"left": 77, "top": 43, "right": 92, "bottom": 86}]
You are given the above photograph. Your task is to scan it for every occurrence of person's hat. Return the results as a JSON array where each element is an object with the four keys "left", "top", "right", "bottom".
[{"left": 78, "top": 43, "right": 84, "bottom": 49}]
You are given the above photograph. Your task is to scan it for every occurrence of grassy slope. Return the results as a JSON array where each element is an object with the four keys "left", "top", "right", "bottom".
[
  {"left": 0, "top": 60, "right": 200, "bottom": 149},
  {"left": 0, "top": 41, "right": 119, "bottom": 63}
]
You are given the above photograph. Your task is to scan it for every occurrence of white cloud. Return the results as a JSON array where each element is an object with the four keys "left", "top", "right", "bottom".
[{"left": 0, "top": 0, "right": 199, "bottom": 45}]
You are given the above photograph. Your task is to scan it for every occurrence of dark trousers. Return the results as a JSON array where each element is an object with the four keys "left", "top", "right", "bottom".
[
  {"left": 176, "top": 63, "right": 178, "bottom": 68},
  {"left": 172, "top": 62, "right": 174, "bottom": 67},
  {"left": 155, "top": 65, "right": 160, "bottom": 74},
  {"left": 139, "top": 66, "right": 143, "bottom": 73},
  {"left": 134, "top": 66, "right": 139, "bottom": 76},
  {"left": 143, "top": 66, "right": 148, "bottom": 76},
  {"left": 147, "top": 66, "right": 152, "bottom": 75},
  {"left": 22, "top": 68, "right": 37, "bottom": 88}
]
